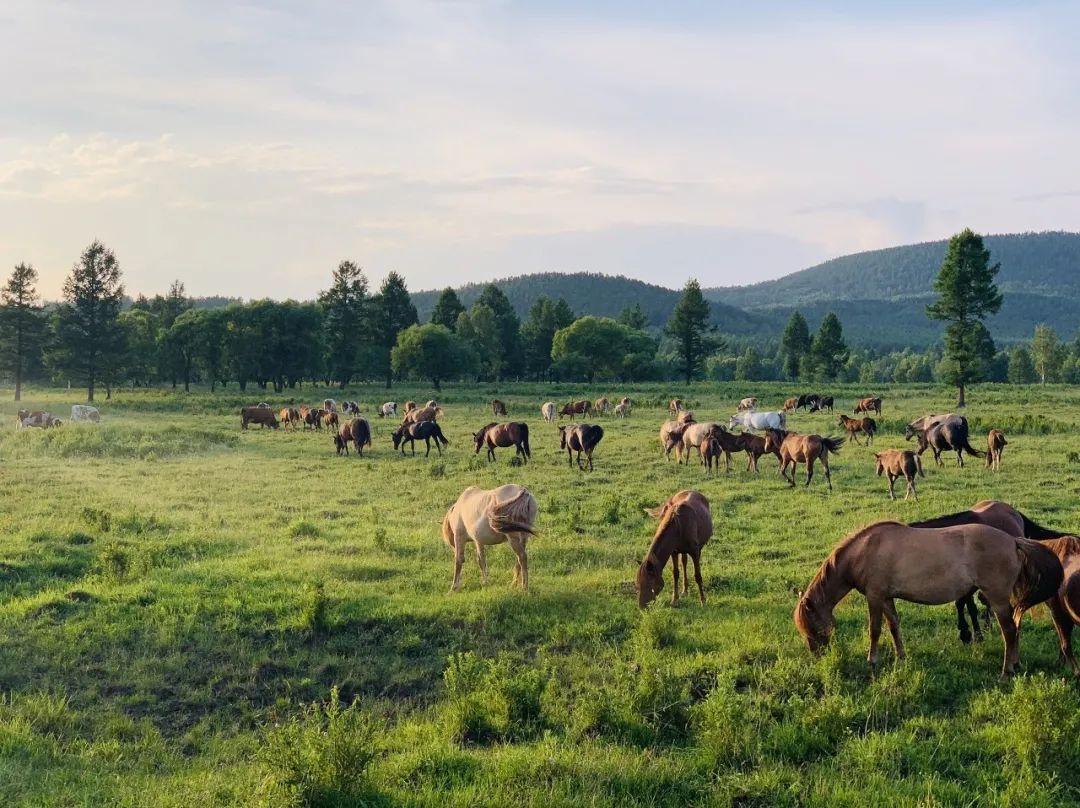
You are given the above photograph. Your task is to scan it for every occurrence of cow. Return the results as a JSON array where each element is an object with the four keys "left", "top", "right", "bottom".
[
  {"left": 737, "top": 397, "right": 757, "bottom": 412},
  {"left": 279, "top": 407, "right": 301, "bottom": 429},
  {"left": 70, "top": 404, "right": 101, "bottom": 423},
  {"left": 240, "top": 407, "right": 279, "bottom": 429},
  {"left": 541, "top": 402, "right": 556, "bottom": 422},
  {"left": 342, "top": 400, "right": 361, "bottom": 415},
  {"left": 558, "top": 400, "right": 591, "bottom": 420},
  {"left": 378, "top": 402, "right": 397, "bottom": 418}
]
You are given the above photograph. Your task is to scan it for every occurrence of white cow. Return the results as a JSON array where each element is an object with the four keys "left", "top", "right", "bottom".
[
  {"left": 729, "top": 410, "right": 786, "bottom": 431},
  {"left": 541, "top": 402, "right": 556, "bottom": 422},
  {"left": 378, "top": 402, "right": 397, "bottom": 418},
  {"left": 70, "top": 404, "right": 101, "bottom": 423}
]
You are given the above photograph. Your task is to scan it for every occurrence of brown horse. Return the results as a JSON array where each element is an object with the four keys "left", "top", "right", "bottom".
[
  {"left": 402, "top": 404, "right": 443, "bottom": 425},
  {"left": 636, "top": 490, "right": 712, "bottom": 607},
  {"left": 334, "top": 417, "right": 372, "bottom": 456},
  {"left": 874, "top": 449, "right": 922, "bottom": 500},
  {"left": 837, "top": 414, "right": 877, "bottom": 445},
  {"left": 909, "top": 500, "right": 1061, "bottom": 643},
  {"left": 279, "top": 407, "right": 301, "bottom": 430},
  {"left": 322, "top": 411, "right": 339, "bottom": 431},
  {"left": 986, "top": 429, "right": 1007, "bottom": 470},
  {"left": 659, "top": 419, "right": 692, "bottom": 461},
  {"left": 559, "top": 424, "right": 603, "bottom": 470},
  {"left": 794, "top": 521, "right": 1063, "bottom": 676},
  {"left": 736, "top": 431, "right": 780, "bottom": 472},
  {"left": 1017, "top": 535, "right": 1080, "bottom": 676},
  {"left": 473, "top": 422, "right": 531, "bottom": 463},
  {"left": 680, "top": 422, "right": 725, "bottom": 466},
  {"left": 854, "top": 396, "right": 882, "bottom": 415},
  {"left": 783, "top": 397, "right": 798, "bottom": 412},
  {"left": 559, "top": 400, "right": 591, "bottom": 420},
  {"left": 764, "top": 429, "right": 844, "bottom": 491},
  {"left": 594, "top": 397, "right": 610, "bottom": 416},
  {"left": 669, "top": 398, "right": 685, "bottom": 416},
  {"left": 491, "top": 399, "right": 508, "bottom": 416},
  {"left": 701, "top": 438, "right": 725, "bottom": 474},
  {"left": 392, "top": 420, "right": 450, "bottom": 456}
]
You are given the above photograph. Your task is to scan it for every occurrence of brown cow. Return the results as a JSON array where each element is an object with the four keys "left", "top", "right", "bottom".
[
  {"left": 491, "top": 399, "right": 508, "bottom": 416},
  {"left": 854, "top": 396, "right": 882, "bottom": 416},
  {"left": 240, "top": 407, "right": 279, "bottom": 429},
  {"left": 335, "top": 417, "right": 372, "bottom": 456}
]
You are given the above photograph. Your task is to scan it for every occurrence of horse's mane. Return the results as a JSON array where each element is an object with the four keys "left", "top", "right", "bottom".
[
  {"left": 476, "top": 422, "right": 498, "bottom": 435},
  {"left": 908, "top": 509, "right": 976, "bottom": 529},
  {"left": 648, "top": 500, "right": 684, "bottom": 557},
  {"left": 1043, "top": 535, "right": 1080, "bottom": 560},
  {"left": 800, "top": 521, "right": 903, "bottom": 610}
]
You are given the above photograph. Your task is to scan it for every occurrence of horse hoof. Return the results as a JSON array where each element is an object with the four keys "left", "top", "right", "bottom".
[
  {"left": 973, "top": 632, "right": 984, "bottom": 643},
  {"left": 959, "top": 631, "right": 972, "bottom": 645}
]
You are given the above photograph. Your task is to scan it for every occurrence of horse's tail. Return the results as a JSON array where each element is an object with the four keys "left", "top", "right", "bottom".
[
  {"left": 959, "top": 437, "right": 984, "bottom": 458},
  {"left": 488, "top": 488, "right": 537, "bottom": 537},
  {"left": 435, "top": 424, "right": 450, "bottom": 446},
  {"left": 1012, "top": 537, "right": 1064, "bottom": 611},
  {"left": 914, "top": 453, "right": 925, "bottom": 478},
  {"left": 821, "top": 436, "right": 845, "bottom": 455},
  {"left": 520, "top": 423, "right": 531, "bottom": 458},
  {"left": 1020, "top": 511, "right": 1061, "bottom": 540},
  {"left": 441, "top": 508, "right": 455, "bottom": 547}
]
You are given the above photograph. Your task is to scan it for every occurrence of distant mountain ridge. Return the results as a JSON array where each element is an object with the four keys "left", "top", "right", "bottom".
[{"left": 415, "top": 231, "right": 1080, "bottom": 348}]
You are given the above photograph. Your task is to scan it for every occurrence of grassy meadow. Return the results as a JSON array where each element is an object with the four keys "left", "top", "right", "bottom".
[{"left": 2, "top": 381, "right": 1080, "bottom": 807}]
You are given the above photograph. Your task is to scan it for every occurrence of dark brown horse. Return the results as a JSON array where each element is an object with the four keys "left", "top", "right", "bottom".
[
  {"left": 986, "top": 429, "right": 1007, "bottom": 471},
  {"left": 491, "top": 399, "right": 508, "bottom": 416},
  {"left": 795, "top": 521, "right": 1062, "bottom": 676},
  {"left": 1017, "top": 535, "right": 1080, "bottom": 676},
  {"left": 559, "top": 424, "right": 603, "bottom": 470},
  {"left": 334, "top": 417, "right": 372, "bottom": 456},
  {"left": 736, "top": 431, "right": 781, "bottom": 472},
  {"left": 473, "top": 422, "right": 531, "bottom": 463},
  {"left": 915, "top": 421, "right": 982, "bottom": 467},
  {"left": 392, "top": 420, "right": 450, "bottom": 456},
  {"left": 764, "top": 429, "right": 844, "bottom": 491},
  {"left": 837, "top": 413, "right": 877, "bottom": 445},
  {"left": 636, "top": 490, "right": 712, "bottom": 607}
]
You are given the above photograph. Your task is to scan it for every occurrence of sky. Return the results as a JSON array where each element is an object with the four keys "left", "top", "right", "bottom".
[{"left": 2, "top": 1, "right": 1079, "bottom": 300}]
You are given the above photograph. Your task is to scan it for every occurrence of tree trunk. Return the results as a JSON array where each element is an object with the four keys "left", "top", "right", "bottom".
[
  {"left": 106, "top": 383, "right": 112, "bottom": 400},
  {"left": 14, "top": 367, "right": 21, "bottom": 402},
  {"left": 88, "top": 380, "right": 95, "bottom": 402},
  {"left": 385, "top": 370, "right": 392, "bottom": 389},
  {"left": 956, "top": 383, "right": 966, "bottom": 408}
]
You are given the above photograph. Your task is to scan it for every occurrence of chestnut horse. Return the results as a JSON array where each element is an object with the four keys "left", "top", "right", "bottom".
[
  {"left": 334, "top": 417, "right": 372, "bottom": 457},
  {"left": 987, "top": 429, "right": 1007, "bottom": 471},
  {"left": 874, "top": 449, "right": 922, "bottom": 500},
  {"left": 1017, "top": 535, "right": 1080, "bottom": 676},
  {"left": 736, "top": 431, "right": 780, "bottom": 472},
  {"left": 491, "top": 399, "right": 508, "bottom": 416},
  {"left": 764, "top": 429, "right": 844, "bottom": 491},
  {"left": 636, "top": 490, "right": 712, "bottom": 607},
  {"left": 559, "top": 424, "right": 603, "bottom": 470},
  {"left": 794, "top": 521, "right": 1063, "bottom": 676},
  {"left": 443, "top": 485, "right": 538, "bottom": 592},
  {"left": 837, "top": 414, "right": 877, "bottom": 445},
  {"left": 473, "top": 422, "right": 531, "bottom": 463},
  {"left": 854, "top": 396, "right": 882, "bottom": 415}
]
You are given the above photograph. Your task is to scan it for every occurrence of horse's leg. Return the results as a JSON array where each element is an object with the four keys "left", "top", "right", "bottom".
[
  {"left": 990, "top": 602, "right": 1020, "bottom": 677},
  {"left": 691, "top": 551, "right": 705, "bottom": 606},
  {"left": 670, "top": 556, "right": 680, "bottom": 605},
  {"left": 906, "top": 474, "right": 916, "bottom": 501},
  {"left": 1048, "top": 598, "right": 1080, "bottom": 675},
  {"left": 508, "top": 534, "right": 528, "bottom": 591},
  {"left": 850, "top": 431, "right": 861, "bottom": 446},
  {"left": 474, "top": 541, "right": 489, "bottom": 586},
  {"left": 450, "top": 535, "right": 466, "bottom": 592},
  {"left": 955, "top": 598, "right": 973, "bottom": 644},
  {"left": 886, "top": 473, "right": 896, "bottom": 500},
  {"left": 867, "top": 599, "right": 884, "bottom": 671},
  {"left": 588, "top": 451, "right": 594, "bottom": 471},
  {"left": 805, "top": 457, "right": 814, "bottom": 488},
  {"left": 680, "top": 554, "right": 689, "bottom": 596},
  {"left": 882, "top": 599, "right": 904, "bottom": 661},
  {"left": 567, "top": 448, "right": 573, "bottom": 467}
]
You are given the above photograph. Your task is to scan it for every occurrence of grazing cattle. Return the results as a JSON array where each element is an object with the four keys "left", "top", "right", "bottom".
[
  {"left": 874, "top": 449, "right": 924, "bottom": 500},
  {"left": 659, "top": 418, "right": 693, "bottom": 461},
  {"left": 1017, "top": 535, "right": 1080, "bottom": 676},
  {"left": 987, "top": 429, "right": 1007, "bottom": 471},
  {"left": 70, "top": 404, "right": 101, "bottom": 423},
  {"left": 795, "top": 522, "right": 1062, "bottom": 676},
  {"left": 837, "top": 414, "right": 877, "bottom": 445},
  {"left": 737, "top": 397, "right": 757, "bottom": 411},
  {"left": 392, "top": 420, "right": 450, "bottom": 456},
  {"left": 669, "top": 399, "right": 685, "bottom": 416},
  {"left": 335, "top": 417, "right": 372, "bottom": 456},
  {"left": 729, "top": 410, "right": 786, "bottom": 431},
  {"left": 795, "top": 394, "right": 819, "bottom": 411},
  {"left": 783, "top": 397, "right": 798, "bottom": 412},
  {"left": 594, "top": 397, "right": 610, "bottom": 416},
  {"left": 558, "top": 423, "right": 604, "bottom": 470},
  {"left": 541, "top": 402, "right": 557, "bottom": 422},
  {"left": 473, "top": 422, "right": 530, "bottom": 463},
  {"left": 491, "top": 399, "right": 508, "bottom": 416},
  {"left": 322, "top": 411, "right": 339, "bottom": 431},
  {"left": 378, "top": 402, "right": 397, "bottom": 418},
  {"left": 764, "top": 429, "right": 844, "bottom": 491},
  {"left": 443, "top": 485, "right": 537, "bottom": 592},
  {"left": 680, "top": 422, "right": 726, "bottom": 466},
  {"left": 614, "top": 400, "right": 630, "bottom": 418},
  {"left": 854, "top": 396, "right": 882, "bottom": 416},
  {"left": 636, "top": 490, "right": 712, "bottom": 608},
  {"left": 323, "top": 398, "right": 337, "bottom": 413},
  {"left": 916, "top": 421, "right": 982, "bottom": 467},
  {"left": 279, "top": 407, "right": 301, "bottom": 429},
  {"left": 402, "top": 404, "right": 442, "bottom": 425},
  {"left": 18, "top": 411, "right": 61, "bottom": 429},
  {"left": 241, "top": 407, "right": 279, "bottom": 429},
  {"left": 736, "top": 431, "right": 781, "bottom": 473},
  {"left": 558, "top": 400, "right": 591, "bottom": 420},
  {"left": 342, "top": 401, "right": 361, "bottom": 415}
]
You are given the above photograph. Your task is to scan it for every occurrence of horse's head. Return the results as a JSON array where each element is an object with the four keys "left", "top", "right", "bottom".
[
  {"left": 793, "top": 593, "right": 833, "bottom": 654},
  {"left": 873, "top": 453, "right": 885, "bottom": 476},
  {"left": 763, "top": 429, "right": 783, "bottom": 453},
  {"left": 903, "top": 424, "right": 918, "bottom": 441},
  {"left": 636, "top": 558, "right": 664, "bottom": 608},
  {"left": 558, "top": 425, "right": 568, "bottom": 450},
  {"left": 727, "top": 414, "right": 740, "bottom": 429},
  {"left": 472, "top": 430, "right": 485, "bottom": 453},
  {"left": 391, "top": 428, "right": 404, "bottom": 449}
]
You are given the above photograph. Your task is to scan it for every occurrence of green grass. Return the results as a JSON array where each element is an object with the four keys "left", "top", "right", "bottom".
[{"left": 2, "top": 381, "right": 1080, "bottom": 807}]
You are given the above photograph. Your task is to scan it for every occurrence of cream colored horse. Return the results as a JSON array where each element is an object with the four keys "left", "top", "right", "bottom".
[{"left": 442, "top": 485, "right": 538, "bottom": 592}]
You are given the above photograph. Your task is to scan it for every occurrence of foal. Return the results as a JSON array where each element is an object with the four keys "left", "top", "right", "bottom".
[
  {"left": 874, "top": 449, "right": 923, "bottom": 500},
  {"left": 837, "top": 414, "right": 876, "bottom": 446},
  {"left": 986, "top": 429, "right": 1007, "bottom": 471}
]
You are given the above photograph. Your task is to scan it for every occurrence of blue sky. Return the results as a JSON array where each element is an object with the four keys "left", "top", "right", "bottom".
[{"left": 2, "top": 1, "right": 1078, "bottom": 298}]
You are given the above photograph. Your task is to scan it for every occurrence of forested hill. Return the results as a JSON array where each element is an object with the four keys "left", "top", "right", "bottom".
[
  {"left": 708, "top": 231, "right": 1080, "bottom": 309},
  {"left": 411, "top": 272, "right": 765, "bottom": 333}
]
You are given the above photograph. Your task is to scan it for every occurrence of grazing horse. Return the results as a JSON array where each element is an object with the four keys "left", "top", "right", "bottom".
[
  {"left": 729, "top": 410, "right": 786, "bottom": 432},
  {"left": 810, "top": 396, "right": 834, "bottom": 413},
  {"left": 874, "top": 449, "right": 923, "bottom": 500},
  {"left": 636, "top": 490, "right": 712, "bottom": 607},
  {"left": 402, "top": 405, "right": 443, "bottom": 425},
  {"left": 837, "top": 414, "right": 877, "bottom": 445},
  {"left": 659, "top": 418, "right": 692, "bottom": 461},
  {"left": 334, "top": 417, "right": 372, "bottom": 456},
  {"left": 491, "top": 399, "right": 508, "bottom": 416},
  {"left": 904, "top": 413, "right": 964, "bottom": 440},
  {"left": 916, "top": 421, "right": 982, "bottom": 467},
  {"left": 559, "top": 400, "right": 591, "bottom": 420},
  {"left": 541, "top": 402, "right": 556, "bottom": 422},
  {"left": 322, "top": 411, "right": 339, "bottom": 431},
  {"left": 795, "top": 521, "right": 1063, "bottom": 676},
  {"left": 987, "top": 429, "right": 1007, "bottom": 470},
  {"left": 854, "top": 396, "right": 882, "bottom": 416},
  {"left": 909, "top": 501, "right": 1062, "bottom": 644},
  {"left": 736, "top": 431, "right": 781, "bottom": 472},
  {"left": 1017, "top": 536, "right": 1080, "bottom": 676},
  {"left": 594, "top": 397, "right": 610, "bottom": 416},
  {"left": 392, "top": 420, "right": 450, "bottom": 456},
  {"left": 737, "top": 397, "right": 757, "bottom": 411},
  {"left": 764, "top": 429, "right": 844, "bottom": 491},
  {"left": 559, "top": 424, "right": 604, "bottom": 470},
  {"left": 783, "top": 397, "right": 798, "bottom": 412},
  {"left": 473, "top": 422, "right": 531, "bottom": 463},
  {"left": 796, "top": 393, "right": 819, "bottom": 411},
  {"left": 680, "top": 422, "right": 726, "bottom": 466},
  {"left": 279, "top": 407, "right": 301, "bottom": 430},
  {"left": 614, "top": 400, "right": 630, "bottom": 417},
  {"left": 443, "top": 485, "right": 538, "bottom": 592}
]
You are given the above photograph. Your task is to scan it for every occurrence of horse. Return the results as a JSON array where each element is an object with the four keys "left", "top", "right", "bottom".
[
  {"left": 559, "top": 424, "right": 604, "bottom": 470},
  {"left": 764, "top": 429, "right": 844, "bottom": 491},
  {"left": 737, "top": 397, "right": 757, "bottom": 411},
  {"left": 473, "top": 422, "right": 531, "bottom": 463},
  {"left": 987, "top": 429, "right": 1007, "bottom": 470},
  {"left": 392, "top": 420, "right": 450, "bottom": 456},
  {"left": 736, "top": 431, "right": 780, "bottom": 472},
  {"left": 594, "top": 397, "right": 610, "bottom": 416},
  {"left": 796, "top": 394, "right": 819, "bottom": 411},
  {"left": 614, "top": 400, "right": 630, "bottom": 417},
  {"left": 442, "top": 485, "right": 538, "bottom": 592},
  {"left": 402, "top": 405, "right": 443, "bottom": 425},
  {"left": 915, "top": 421, "right": 982, "bottom": 467},
  {"left": 704, "top": 430, "right": 744, "bottom": 473},
  {"left": 837, "top": 414, "right": 877, "bottom": 445},
  {"left": 323, "top": 398, "right": 337, "bottom": 413},
  {"left": 904, "top": 413, "right": 964, "bottom": 441},
  {"left": 783, "top": 397, "right": 798, "bottom": 412},
  {"left": 378, "top": 402, "right": 397, "bottom": 418},
  {"left": 636, "top": 490, "right": 712, "bottom": 608},
  {"left": 660, "top": 419, "right": 692, "bottom": 461},
  {"left": 279, "top": 407, "right": 301, "bottom": 430},
  {"left": 342, "top": 401, "right": 361, "bottom": 415},
  {"left": 794, "top": 521, "right": 1063, "bottom": 676},
  {"left": 909, "top": 501, "right": 1062, "bottom": 644},
  {"left": 680, "top": 422, "right": 726, "bottom": 466},
  {"left": 669, "top": 399, "right": 685, "bottom": 416},
  {"left": 334, "top": 417, "right": 372, "bottom": 457},
  {"left": 874, "top": 449, "right": 922, "bottom": 500},
  {"left": 854, "top": 396, "right": 882, "bottom": 415},
  {"left": 1017, "top": 536, "right": 1080, "bottom": 677},
  {"left": 541, "top": 402, "right": 556, "bottom": 422},
  {"left": 559, "top": 400, "right": 591, "bottom": 420},
  {"left": 491, "top": 399, "right": 508, "bottom": 416},
  {"left": 322, "top": 411, "right": 339, "bottom": 431},
  {"left": 809, "top": 396, "right": 834, "bottom": 413},
  {"left": 729, "top": 410, "right": 786, "bottom": 432}
]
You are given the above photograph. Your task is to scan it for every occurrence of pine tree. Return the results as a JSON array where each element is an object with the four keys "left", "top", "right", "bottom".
[
  {"left": 665, "top": 279, "right": 716, "bottom": 383},
  {"left": 807, "top": 313, "right": 848, "bottom": 382},
  {"left": 371, "top": 272, "right": 418, "bottom": 388},
  {"left": 0, "top": 263, "right": 46, "bottom": 401},
  {"left": 475, "top": 284, "right": 522, "bottom": 378},
  {"left": 617, "top": 303, "right": 648, "bottom": 331},
  {"left": 318, "top": 260, "right": 370, "bottom": 388},
  {"left": 780, "top": 310, "right": 811, "bottom": 381},
  {"left": 430, "top": 287, "right": 465, "bottom": 330}
]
